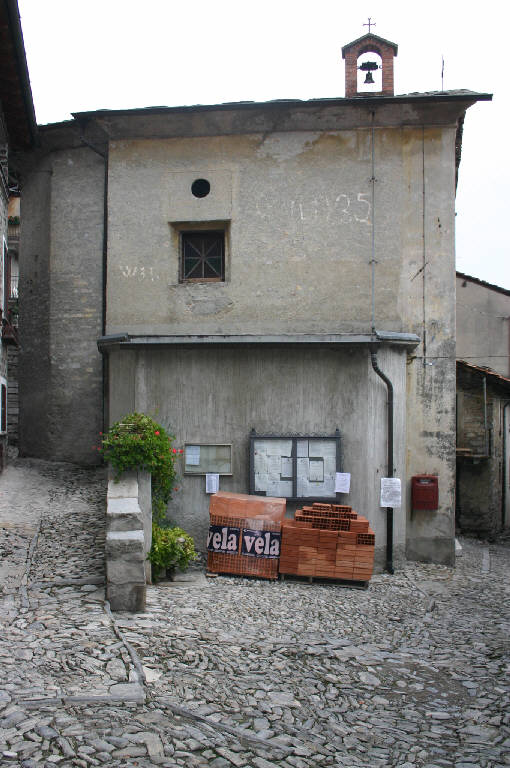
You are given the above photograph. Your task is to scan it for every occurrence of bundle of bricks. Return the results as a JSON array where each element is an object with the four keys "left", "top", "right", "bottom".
[
  {"left": 208, "top": 491, "right": 286, "bottom": 580},
  {"left": 279, "top": 502, "right": 375, "bottom": 582}
]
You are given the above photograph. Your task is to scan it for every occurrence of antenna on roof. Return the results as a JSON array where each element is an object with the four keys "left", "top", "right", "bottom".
[{"left": 441, "top": 55, "right": 444, "bottom": 91}]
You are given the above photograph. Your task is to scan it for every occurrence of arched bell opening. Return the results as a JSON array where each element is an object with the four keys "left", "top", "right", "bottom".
[{"left": 356, "top": 50, "right": 382, "bottom": 93}]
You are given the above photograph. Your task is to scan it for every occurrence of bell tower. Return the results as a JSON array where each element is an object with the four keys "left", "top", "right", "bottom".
[{"left": 342, "top": 26, "right": 398, "bottom": 97}]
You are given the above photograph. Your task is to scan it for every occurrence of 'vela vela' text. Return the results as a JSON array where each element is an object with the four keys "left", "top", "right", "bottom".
[{"left": 207, "top": 525, "right": 281, "bottom": 558}]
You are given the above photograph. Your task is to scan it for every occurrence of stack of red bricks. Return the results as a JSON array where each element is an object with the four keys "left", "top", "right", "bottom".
[
  {"left": 279, "top": 502, "right": 375, "bottom": 582},
  {"left": 208, "top": 491, "right": 285, "bottom": 580}
]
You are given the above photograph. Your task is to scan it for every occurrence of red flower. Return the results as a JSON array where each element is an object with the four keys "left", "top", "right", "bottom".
[
  {"left": 155, "top": 430, "right": 160, "bottom": 435},
  {"left": 179, "top": 449, "right": 184, "bottom": 454},
  {"left": 172, "top": 448, "right": 177, "bottom": 454},
  {"left": 174, "top": 487, "right": 179, "bottom": 491}
]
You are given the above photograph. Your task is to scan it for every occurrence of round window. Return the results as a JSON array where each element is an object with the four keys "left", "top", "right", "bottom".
[{"left": 191, "top": 178, "right": 211, "bottom": 198}]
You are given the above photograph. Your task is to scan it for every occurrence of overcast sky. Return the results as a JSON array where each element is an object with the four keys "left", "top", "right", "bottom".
[{"left": 17, "top": 0, "right": 509, "bottom": 289}]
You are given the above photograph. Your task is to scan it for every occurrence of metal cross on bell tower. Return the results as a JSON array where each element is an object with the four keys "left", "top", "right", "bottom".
[{"left": 363, "top": 17, "right": 376, "bottom": 34}]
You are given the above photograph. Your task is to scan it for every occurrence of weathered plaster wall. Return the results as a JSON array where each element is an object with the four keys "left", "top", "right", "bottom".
[
  {"left": 403, "top": 127, "right": 457, "bottom": 565},
  {"left": 19, "top": 147, "right": 104, "bottom": 464},
  {"left": 106, "top": 126, "right": 456, "bottom": 340},
  {"left": 107, "top": 344, "right": 408, "bottom": 571},
  {"left": 456, "top": 276, "right": 510, "bottom": 377}
]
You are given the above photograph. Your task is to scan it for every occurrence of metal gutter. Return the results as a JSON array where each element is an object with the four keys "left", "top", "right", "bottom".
[{"left": 97, "top": 332, "right": 420, "bottom": 352}]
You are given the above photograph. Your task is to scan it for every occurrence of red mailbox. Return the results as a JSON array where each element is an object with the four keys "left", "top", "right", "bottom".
[{"left": 411, "top": 475, "right": 438, "bottom": 511}]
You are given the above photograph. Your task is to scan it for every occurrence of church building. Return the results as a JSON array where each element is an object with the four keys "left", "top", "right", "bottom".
[{"left": 18, "top": 31, "right": 491, "bottom": 568}]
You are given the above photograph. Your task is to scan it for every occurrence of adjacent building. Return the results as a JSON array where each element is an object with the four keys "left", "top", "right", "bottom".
[
  {"left": 0, "top": 0, "right": 37, "bottom": 468},
  {"left": 456, "top": 272, "right": 510, "bottom": 378},
  {"left": 18, "top": 32, "right": 491, "bottom": 567},
  {"left": 456, "top": 273, "right": 510, "bottom": 536}
]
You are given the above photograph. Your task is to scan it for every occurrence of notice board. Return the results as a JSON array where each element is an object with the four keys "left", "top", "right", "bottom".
[
  {"left": 184, "top": 443, "right": 232, "bottom": 475},
  {"left": 249, "top": 429, "right": 342, "bottom": 502}
]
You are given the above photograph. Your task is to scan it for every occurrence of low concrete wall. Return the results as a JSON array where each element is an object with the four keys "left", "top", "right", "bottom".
[{"left": 106, "top": 469, "right": 152, "bottom": 612}]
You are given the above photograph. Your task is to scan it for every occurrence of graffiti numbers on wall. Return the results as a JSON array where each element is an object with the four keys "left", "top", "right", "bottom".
[
  {"left": 257, "top": 192, "right": 371, "bottom": 225},
  {"left": 119, "top": 266, "right": 159, "bottom": 281}
]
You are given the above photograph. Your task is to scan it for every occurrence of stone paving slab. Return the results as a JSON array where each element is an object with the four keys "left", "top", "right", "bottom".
[{"left": 0, "top": 457, "right": 509, "bottom": 768}]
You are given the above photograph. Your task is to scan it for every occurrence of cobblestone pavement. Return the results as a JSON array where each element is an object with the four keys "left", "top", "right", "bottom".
[{"left": 1, "top": 457, "right": 509, "bottom": 768}]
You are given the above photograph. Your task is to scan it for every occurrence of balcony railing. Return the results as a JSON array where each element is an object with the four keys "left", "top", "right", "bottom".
[
  {"left": 0, "top": 307, "right": 18, "bottom": 345},
  {"left": 7, "top": 222, "right": 20, "bottom": 242},
  {"left": 9, "top": 275, "right": 18, "bottom": 300}
]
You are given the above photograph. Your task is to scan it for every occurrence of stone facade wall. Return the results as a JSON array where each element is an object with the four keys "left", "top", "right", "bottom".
[{"left": 19, "top": 146, "right": 104, "bottom": 464}]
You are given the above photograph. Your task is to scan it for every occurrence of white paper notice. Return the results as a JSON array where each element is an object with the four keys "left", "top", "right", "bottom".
[
  {"left": 266, "top": 480, "right": 292, "bottom": 498},
  {"left": 281, "top": 457, "right": 293, "bottom": 478},
  {"left": 380, "top": 477, "right": 401, "bottom": 508},
  {"left": 186, "top": 445, "right": 200, "bottom": 466},
  {"left": 297, "top": 440, "right": 309, "bottom": 458},
  {"left": 324, "top": 457, "right": 336, "bottom": 476},
  {"left": 335, "top": 472, "right": 351, "bottom": 493},
  {"left": 278, "top": 480, "right": 293, "bottom": 497},
  {"left": 206, "top": 473, "right": 220, "bottom": 494},
  {"left": 309, "top": 458, "right": 324, "bottom": 482},
  {"left": 267, "top": 455, "right": 281, "bottom": 475},
  {"left": 309, "top": 440, "right": 336, "bottom": 458},
  {"left": 297, "top": 478, "right": 309, "bottom": 497},
  {"left": 266, "top": 480, "right": 281, "bottom": 497},
  {"left": 266, "top": 440, "right": 293, "bottom": 456},
  {"left": 254, "top": 473, "right": 268, "bottom": 491},
  {"left": 254, "top": 453, "right": 267, "bottom": 474}
]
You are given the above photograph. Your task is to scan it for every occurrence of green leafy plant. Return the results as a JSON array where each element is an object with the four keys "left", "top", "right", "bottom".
[
  {"left": 148, "top": 523, "right": 197, "bottom": 580},
  {"left": 100, "top": 412, "right": 196, "bottom": 580},
  {"left": 99, "top": 412, "right": 181, "bottom": 522}
]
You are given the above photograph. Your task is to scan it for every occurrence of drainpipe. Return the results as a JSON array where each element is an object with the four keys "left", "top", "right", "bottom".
[
  {"left": 370, "top": 346, "right": 394, "bottom": 574},
  {"left": 483, "top": 375, "right": 488, "bottom": 457},
  {"left": 503, "top": 401, "right": 510, "bottom": 528}
]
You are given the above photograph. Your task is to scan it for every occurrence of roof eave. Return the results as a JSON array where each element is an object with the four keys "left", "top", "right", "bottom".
[{"left": 71, "top": 90, "right": 492, "bottom": 123}]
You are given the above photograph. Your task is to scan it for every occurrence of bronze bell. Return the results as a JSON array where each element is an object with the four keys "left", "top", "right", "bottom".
[{"left": 359, "top": 60, "right": 378, "bottom": 84}]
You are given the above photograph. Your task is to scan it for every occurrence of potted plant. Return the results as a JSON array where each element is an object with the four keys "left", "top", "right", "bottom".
[{"left": 148, "top": 524, "right": 197, "bottom": 581}]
